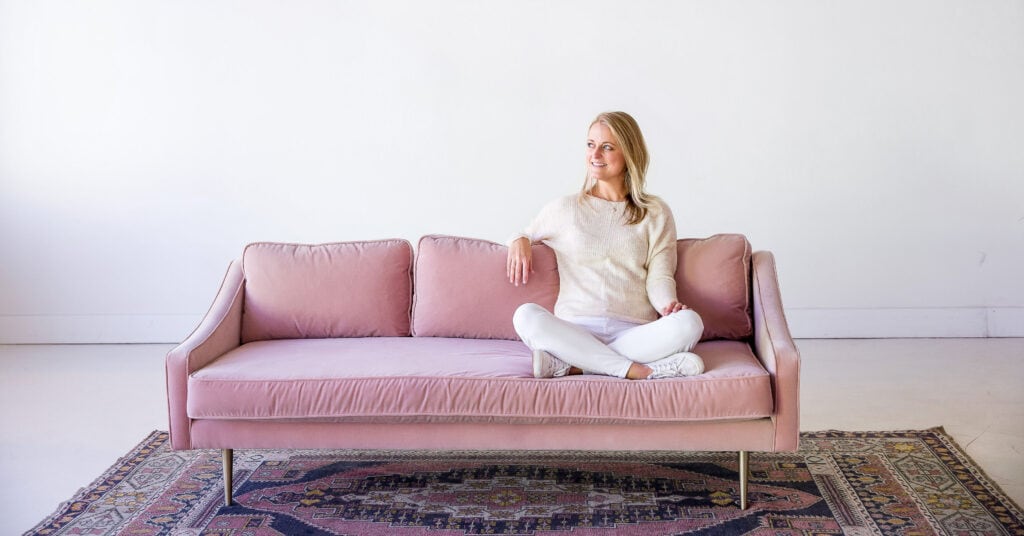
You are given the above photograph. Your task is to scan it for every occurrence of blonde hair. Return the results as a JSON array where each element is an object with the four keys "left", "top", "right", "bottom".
[{"left": 580, "top": 111, "right": 654, "bottom": 225}]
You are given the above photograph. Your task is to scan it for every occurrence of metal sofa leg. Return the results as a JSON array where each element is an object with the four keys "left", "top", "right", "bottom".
[
  {"left": 223, "top": 449, "right": 234, "bottom": 506},
  {"left": 739, "top": 451, "right": 749, "bottom": 510}
]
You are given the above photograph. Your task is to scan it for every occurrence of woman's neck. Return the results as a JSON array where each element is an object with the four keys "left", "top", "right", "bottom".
[{"left": 589, "top": 180, "right": 627, "bottom": 202}]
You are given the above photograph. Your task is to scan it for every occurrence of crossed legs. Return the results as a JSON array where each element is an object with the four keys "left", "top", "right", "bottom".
[{"left": 512, "top": 303, "right": 705, "bottom": 378}]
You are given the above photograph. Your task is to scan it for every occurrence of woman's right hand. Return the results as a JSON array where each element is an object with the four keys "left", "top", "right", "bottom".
[{"left": 507, "top": 236, "right": 533, "bottom": 286}]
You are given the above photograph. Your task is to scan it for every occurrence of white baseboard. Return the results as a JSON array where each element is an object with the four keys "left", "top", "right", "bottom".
[
  {"left": 0, "top": 308, "right": 1021, "bottom": 344},
  {"left": 987, "top": 308, "right": 1024, "bottom": 337},
  {"left": 785, "top": 307, "right": 1024, "bottom": 338},
  {"left": 0, "top": 314, "right": 202, "bottom": 344}
]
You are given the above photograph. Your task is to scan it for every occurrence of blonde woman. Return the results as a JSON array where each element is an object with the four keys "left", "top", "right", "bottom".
[{"left": 507, "top": 111, "right": 705, "bottom": 380}]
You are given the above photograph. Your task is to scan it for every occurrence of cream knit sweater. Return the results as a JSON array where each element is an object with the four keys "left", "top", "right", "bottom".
[{"left": 513, "top": 194, "right": 678, "bottom": 324}]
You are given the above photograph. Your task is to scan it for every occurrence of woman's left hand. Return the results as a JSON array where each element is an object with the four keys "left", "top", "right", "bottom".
[{"left": 661, "top": 301, "right": 690, "bottom": 316}]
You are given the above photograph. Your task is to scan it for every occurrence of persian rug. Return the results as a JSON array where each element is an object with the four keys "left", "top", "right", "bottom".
[{"left": 28, "top": 429, "right": 1022, "bottom": 536}]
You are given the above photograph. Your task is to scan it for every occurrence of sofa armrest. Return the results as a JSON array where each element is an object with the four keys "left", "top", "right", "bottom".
[
  {"left": 751, "top": 251, "right": 801, "bottom": 451},
  {"left": 165, "top": 260, "right": 245, "bottom": 450}
]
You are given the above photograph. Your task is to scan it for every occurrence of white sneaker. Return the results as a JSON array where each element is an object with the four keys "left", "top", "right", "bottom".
[
  {"left": 647, "top": 352, "right": 704, "bottom": 379},
  {"left": 533, "top": 349, "right": 570, "bottom": 378}
]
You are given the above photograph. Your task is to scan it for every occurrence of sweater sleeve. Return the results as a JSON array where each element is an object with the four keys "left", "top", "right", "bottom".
[
  {"left": 645, "top": 201, "right": 679, "bottom": 314},
  {"left": 506, "top": 197, "right": 564, "bottom": 246}
]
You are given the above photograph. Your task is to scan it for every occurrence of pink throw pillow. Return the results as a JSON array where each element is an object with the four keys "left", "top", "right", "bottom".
[
  {"left": 676, "top": 234, "right": 752, "bottom": 341},
  {"left": 412, "top": 235, "right": 559, "bottom": 340},
  {"left": 241, "top": 240, "right": 413, "bottom": 342}
]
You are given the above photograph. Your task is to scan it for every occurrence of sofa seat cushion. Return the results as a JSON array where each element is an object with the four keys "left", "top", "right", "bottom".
[{"left": 187, "top": 338, "right": 772, "bottom": 424}]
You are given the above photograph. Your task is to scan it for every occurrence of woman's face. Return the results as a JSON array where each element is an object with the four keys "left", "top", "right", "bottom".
[{"left": 586, "top": 122, "right": 626, "bottom": 183}]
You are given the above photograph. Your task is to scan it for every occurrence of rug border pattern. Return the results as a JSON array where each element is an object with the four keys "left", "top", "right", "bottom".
[{"left": 29, "top": 431, "right": 170, "bottom": 535}]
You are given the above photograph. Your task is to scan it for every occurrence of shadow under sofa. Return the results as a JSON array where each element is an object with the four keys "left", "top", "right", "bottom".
[{"left": 166, "top": 233, "right": 800, "bottom": 510}]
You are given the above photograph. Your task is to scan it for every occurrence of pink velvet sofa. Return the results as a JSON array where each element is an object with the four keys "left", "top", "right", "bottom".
[{"left": 166, "top": 234, "right": 800, "bottom": 510}]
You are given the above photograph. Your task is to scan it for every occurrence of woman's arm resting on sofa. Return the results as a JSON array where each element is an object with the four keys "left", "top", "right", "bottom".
[
  {"left": 751, "top": 251, "right": 801, "bottom": 451},
  {"left": 165, "top": 260, "right": 245, "bottom": 450}
]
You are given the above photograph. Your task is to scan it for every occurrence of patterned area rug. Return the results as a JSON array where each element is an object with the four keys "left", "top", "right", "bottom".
[{"left": 28, "top": 429, "right": 1022, "bottom": 535}]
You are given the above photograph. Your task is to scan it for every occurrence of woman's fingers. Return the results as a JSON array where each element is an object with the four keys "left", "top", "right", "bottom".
[
  {"left": 513, "top": 253, "right": 531, "bottom": 286},
  {"left": 507, "top": 239, "right": 532, "bottom": 286},
  {"left": 662, "top": 301, "right": 690, "bottom": 316}
]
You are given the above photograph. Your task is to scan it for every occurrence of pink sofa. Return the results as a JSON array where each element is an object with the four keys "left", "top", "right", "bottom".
[{"left": 166, "top": 234, "right": 800, "bottom": 510}]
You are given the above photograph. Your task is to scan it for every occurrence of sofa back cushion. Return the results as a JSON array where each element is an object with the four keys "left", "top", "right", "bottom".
[
  {"left": 676, "top": 234, "right": 752, "bottom": 341},
  {"left": 241, "top": 240, "right": 413, "bottom": 343},
  {"left": 412, "top": 235, "right": 559, "bottom": 340}
]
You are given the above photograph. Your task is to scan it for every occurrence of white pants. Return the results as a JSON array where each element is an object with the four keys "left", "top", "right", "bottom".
[{"left": 512, "top": 303, "right": 705, "bottom": 378}]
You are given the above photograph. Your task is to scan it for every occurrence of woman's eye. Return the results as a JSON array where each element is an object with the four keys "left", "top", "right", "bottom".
[
  {"left": 587, "top": 142, "right": 594, "bottom": 148},
  {"left": 603, "top": 145, "right": 613, "bottom": 151}
]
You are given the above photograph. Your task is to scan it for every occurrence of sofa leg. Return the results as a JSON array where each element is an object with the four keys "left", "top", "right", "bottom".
[
  {"left": 738, "top": 450, "right": 749, "bottom": 510},
  {"left": 223, "top": 449, "right": 234, "bottom": 506}
]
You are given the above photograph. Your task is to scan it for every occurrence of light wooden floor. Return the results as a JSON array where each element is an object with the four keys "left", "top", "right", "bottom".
[{"left": 2, "top": 339, "right": 1022, "bottom": 534}]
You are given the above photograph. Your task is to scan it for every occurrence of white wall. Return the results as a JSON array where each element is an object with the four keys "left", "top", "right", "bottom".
[{"left": 1, "top": 0, "right": 1022, "bottom": 343}]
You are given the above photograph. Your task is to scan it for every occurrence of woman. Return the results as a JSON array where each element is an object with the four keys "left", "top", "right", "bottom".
[{"left": 507, "top": 111, "right": 705, "bottom": 380}]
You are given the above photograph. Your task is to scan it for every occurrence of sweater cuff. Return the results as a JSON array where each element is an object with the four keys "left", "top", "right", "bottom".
[
  {"left": 505, "top": 233, "right": 530, "bottom": 247},
  {"left": 647, "top": 281, "right": 678, "bottom": 315}
]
